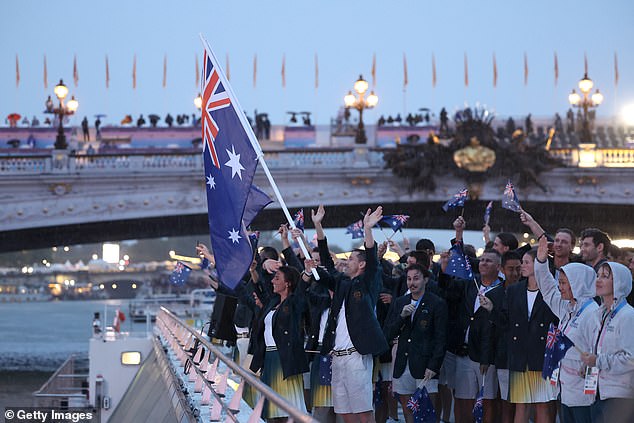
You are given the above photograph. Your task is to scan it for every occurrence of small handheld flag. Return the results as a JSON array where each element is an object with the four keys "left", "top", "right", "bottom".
[
  {"left": 170, "top": 261, "right": 192, "bottom": 286},
  {"left": 542, "top": 323, "right": 575, "bottom": 380},
  {"left": 484, "top": 201, "right": 493, "bottom": 226},
  {"left": 444, "top": 241, "right": 474, "bottom": 281},
  {"left": 473, "top": 383, "right": 484, "bottom": 423},
  {"left": 381, "top": 214, "right": 409, "bottom": 232},
  {"left": 345, "top": 219, "right": 364, "bottom": 239},
  {"left": 442, "top": 188, "right": 468, "bottom": 212},
  {"left": 293, "top": 209, "right": 305, "bottom": 232},
  {"left": 407, "top": 386, "right": 436, "bottom": 423},
  {"left": 502, "top": 180, "right": 522, "bottom": 213}
]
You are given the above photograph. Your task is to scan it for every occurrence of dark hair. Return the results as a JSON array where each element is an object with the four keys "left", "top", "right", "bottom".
[
  {"left": 523, "top": 247, "right": 538, "bottom": 260},
  {"left": 415, "top": 238, "right": 436, "bottom": 254},
  {"left": 351, "top": 248, "right": 367, "bottom": 262},
  {"left": 406, "top": 263, "right": 430, "bottom": 278},
  {"left": 277, "top": 266, "right": 301, "bottom": 293},
  {"left": 482, "top": 248, "right": 502, "bottom": 263},
  {"left": 608, "top": 244, "right": 622, "bottom": 260},
  {"left": 408, "top": 250, "right": 430, "bottom": 267},
  {"left": 580, "top": 228, "right": 611, "bottom": 255},
  {"left": 259, "top": 246, "right": 279, "bottom": 261},
  {"left": 555, "top": 228, "right": 577, "bottom": 247},
  {"left": 464, "top": 244, "right": 477, "bottom": 259},
  {"left": 496, "top": 232, "right": 519, "bottom": 250},
  {"left": 502, "top": 251, "right": 522, "bottom": 266},
  {"left": 485, "top": 241, "right": 494, "bottom": 249}
]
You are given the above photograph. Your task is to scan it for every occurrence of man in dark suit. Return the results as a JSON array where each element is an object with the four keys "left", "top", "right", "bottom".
[
  {"left": 384, "top": 263, "right": 448, "bottom": 423},
  {"left": 313, "top": 204, "right": 389, "bottom": 423},
  {"left": 438, "top": 216, "right": 505, "bottom": 423}
]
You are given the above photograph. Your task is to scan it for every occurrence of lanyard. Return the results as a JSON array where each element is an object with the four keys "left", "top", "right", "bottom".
[
  {"left": 595, "top": 300, "right": 627, "bottom": 353},
  {"left": 561, "top": 298, "right": 594, "bottom": 336}
]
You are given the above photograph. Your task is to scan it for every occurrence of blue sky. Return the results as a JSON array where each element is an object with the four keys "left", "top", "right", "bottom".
[{"left": 2, "top": 0, "right": 633, "bottom": 126}]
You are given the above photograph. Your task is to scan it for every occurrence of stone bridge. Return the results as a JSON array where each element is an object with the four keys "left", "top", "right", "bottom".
[{"left": 1, "top": 146, "right": 634, "bottom": 252}]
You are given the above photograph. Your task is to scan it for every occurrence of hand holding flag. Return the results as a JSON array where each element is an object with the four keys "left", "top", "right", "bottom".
[
  {"left": 444, "top": 241, "right": 474, "bottom": 281},
  {"left": 345, "top": 219, "right": 364, "bottom": 239},
  {"left": 484, "top": 201, "right": 493, "bottom": 225},
  {"left": 407, "top": 386, "right": 437, "bottom": 423}
]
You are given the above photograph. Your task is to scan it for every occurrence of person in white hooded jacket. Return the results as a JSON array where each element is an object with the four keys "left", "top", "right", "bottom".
[
  {"left": 579, "top": 261, "right": 634, "bottom": 423},
  {"left": 533, "top": 234, "right": 598, "bottom": 423}
]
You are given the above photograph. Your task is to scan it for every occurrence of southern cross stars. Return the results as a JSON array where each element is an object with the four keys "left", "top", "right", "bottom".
[
  {"left": 228, "top": 228, "right": 241, "bottom": 244},
  {"left": 206, "top": 174, "right": 216, "bottom": 190},
  {"left": 224, "top": 145, "right": 245, "bottom": 179}
]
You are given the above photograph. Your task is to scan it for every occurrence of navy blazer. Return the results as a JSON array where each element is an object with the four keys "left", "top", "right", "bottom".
[
  {"left": 243, "top": 276, "right": 309, "bottom": 380},
  {"left": 316, "top": 238, "right": 389, "bottom": 356},
  {"left": 438, "top": 273, "right": 505, "bottom": 364},
  {"left": 490, "top": 280, "right": 559, "bottom": 372},
  {"left": 383, "top": 291, "right": 448, "bottom": 378}
]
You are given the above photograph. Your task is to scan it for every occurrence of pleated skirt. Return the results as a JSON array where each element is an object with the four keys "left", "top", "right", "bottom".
[
  {"left": 509, "top": 370, "right": 558, "bottom": 404},
  {"left": 310, "top": 354, "right": 334, "bottom": 408},
  {"left": 262, "top": 349, "right": 307, "bottom": 418}
]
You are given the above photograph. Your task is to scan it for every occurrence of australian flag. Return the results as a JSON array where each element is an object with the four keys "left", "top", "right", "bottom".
[
  {"left": 407, "top": 386, "right": 436, "bottom": 423},
  {"left": 473, "top": 384, "right": 484, "bottom": 423},
  {"left": 542, "top": 323, "right": 575, "bottom": 380},
  {"left": 381, "top": 214, "right": 409, "bottom": 232},
  {"left": 346, "top": 219, "right": 364, "bottom": 239},
  {"left": 293, "top": 209, "right": 305, "bottom": 231},
  {"left": 442, "top": 188, "right": 468, "bottom": 212},
  {"left": 201, "top": 45, "right": 262, "bottom": 289},
  {"left": 484, "top": 201, "right": 493, "bottom": 225},
  {"left": 199, "top": 257, "right": 211, "bottom": 270},
  {"left": 444, "top": 241, "right": 474, "bottom": 280},
  {"left": 243, "top": 185, "right": 273, "bottom": 228},
  {"left": 170, "top": 261, "right": 192, "bottom": 286},
  {"left": 502, "top": 180, "right": 522, "bottom": 213}
]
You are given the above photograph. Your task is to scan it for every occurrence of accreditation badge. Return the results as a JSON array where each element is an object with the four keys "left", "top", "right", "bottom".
[
  {"left": 583, "top": 366, "right": 599, "bottom": 395},
  {"left": 549, "top": 367, "right": 560, "bottom": 386}
]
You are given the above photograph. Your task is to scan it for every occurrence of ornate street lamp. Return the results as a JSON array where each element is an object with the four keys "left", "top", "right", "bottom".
[
  {"left": 568, "top": 73, "right": 604, "bottom": 144},
  {"left": 45, "top": 79, "right": 79, "bottom": 150},
  {"left": 344, "top": 75, "right": 378, "bottom": 144}
]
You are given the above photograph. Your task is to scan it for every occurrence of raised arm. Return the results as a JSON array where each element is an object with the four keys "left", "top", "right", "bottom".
[
  {"left": 520, "top": 209, "right": 547, "bottom": 239},
  {"left": 534, "top": 235, "right": 567, "bottom": 319}
]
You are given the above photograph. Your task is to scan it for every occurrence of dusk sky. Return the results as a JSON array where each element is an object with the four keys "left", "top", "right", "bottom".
[{"left": 2, "top": 0, "right": 633, "bottom": 126}]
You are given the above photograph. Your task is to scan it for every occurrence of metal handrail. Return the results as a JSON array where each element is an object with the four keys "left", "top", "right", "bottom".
[{"left": 157, "top": 307, "right": 318, "bottom": 423}]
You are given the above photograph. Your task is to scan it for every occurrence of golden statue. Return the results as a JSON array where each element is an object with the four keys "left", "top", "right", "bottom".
[{"left": 453, "top": 136, "right": 496, "bottom": 172}]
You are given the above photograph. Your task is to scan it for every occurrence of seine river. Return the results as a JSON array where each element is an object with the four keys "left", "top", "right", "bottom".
[{"left": 0, "top": 299, "right": 146, "bottom": 371}]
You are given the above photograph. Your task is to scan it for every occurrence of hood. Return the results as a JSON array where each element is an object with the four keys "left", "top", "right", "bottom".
[
  {"left": 604, "top": 261, "right": 633, "bottom": 303},
  {"left": 560, "top": 262, "right": 596, "bottom": 301}
]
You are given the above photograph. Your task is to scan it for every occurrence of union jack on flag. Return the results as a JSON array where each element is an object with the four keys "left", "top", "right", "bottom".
[
  {"left": 545, "top": 324, "right": 558, "bottom": 349},
  {"left": 293, "top": 209, "right": 305, "bottom": 231},
  {"left": 381, "top": 214, "right": 410, "bottom": 232},
  {"left": 202, "top": 49, "right": 232, "bottom": 168},
  {"left": 502, "top": 179, "right": 522, "bottom": 213},
  {"left": 346, "top": 219, "right": 364, "bottom": 239},
  {"left": 442, "top": 188, "right": 469, "bottom": 212}
]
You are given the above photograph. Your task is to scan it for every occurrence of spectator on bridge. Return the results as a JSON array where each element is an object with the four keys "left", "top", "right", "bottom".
[
  {"left": 525, "top": 114, "right": 534, "bottom": 136},
  {"left": 31, "top": 116, "right": 40, "bottom": 127},
  {"left": 95, "top": 117, "right": 102, "bottom": 138},
  {"left": 580, "top": 261, "right": 634, "bottom": 423},
  {"left": 136, "top": 114, "right": 146, "bottom": 127},
  {"left": 580, "top": 228, "right": 611, "bottom": 273},
  {"left": 383, "top": 263, "right": 448, "bottom": 423},
  {"left": 165, "top": 113, "right": 174, "bottom": 127},
  {"left": 314, "top": 205, "right": 389, "bottom": 422},
  {"left": 81, "top": 117, "right": 89, "bottom": 141},
  {"left": 439, "top": 107, "right": 449, "bottom": 134}
]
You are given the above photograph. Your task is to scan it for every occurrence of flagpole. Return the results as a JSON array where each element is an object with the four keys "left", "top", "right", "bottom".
[{"left": 200, "top": 34, "right": 318, "bottom": 280}]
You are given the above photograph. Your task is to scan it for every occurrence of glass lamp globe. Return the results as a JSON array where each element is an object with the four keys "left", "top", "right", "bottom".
[
  {"left": 194, "top": 94, "right": 203, "bottom": 109},
  {"left": 591, "top": 90, "right": 604, "bottom": 105},
  {"left": 344, "top": 91, "right": 356, "bottom": 108},
  {"left": 568, "top": 90, "right": 581, "bottom": 106},
  {"left": 66, "top": 96, "right": 79, "bottom": 113},
  {"left": 54, "top": 79, "right": 69, "bottom": 101},
  {"left": 353, "top": 75, "right": 369, "bottom": 95},
  {"left": 366, "top": 91, "right": 379, "bottom": 108},
  {"left": 578, "top": 75, "right": 594, "bottom": 94}
]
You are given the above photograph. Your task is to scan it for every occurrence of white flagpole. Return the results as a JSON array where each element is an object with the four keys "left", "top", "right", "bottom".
[{"left": 200, "top": 34, "right": 318, "bottom": 279}]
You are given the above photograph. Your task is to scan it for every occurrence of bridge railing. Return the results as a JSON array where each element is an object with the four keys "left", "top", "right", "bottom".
[
  {"left": 156, "top": 307, "right": 317, "bottom": 422},
  {"left": 1, "top": 147, "right": 633, "bottom": 176}
]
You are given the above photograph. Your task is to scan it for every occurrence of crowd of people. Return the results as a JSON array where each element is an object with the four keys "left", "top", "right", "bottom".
[{"left": 196, "top": 205, "right": 634, "bottom": 423}]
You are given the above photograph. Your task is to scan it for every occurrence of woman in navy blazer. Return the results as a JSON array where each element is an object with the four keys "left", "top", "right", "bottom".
[{"left": 482, "top": 248, "right": 558, "bottom": 423}]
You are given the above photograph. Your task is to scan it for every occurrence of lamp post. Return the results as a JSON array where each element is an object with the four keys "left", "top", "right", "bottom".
[
  {"left": 45, "top": 79, "right": 79, "bottom": 150},
  {"left": 344, "top": 75, "right": 378, "bottom": 144},
  {"left": 568, "top": 73, "right": 604, "bottom": 144}
]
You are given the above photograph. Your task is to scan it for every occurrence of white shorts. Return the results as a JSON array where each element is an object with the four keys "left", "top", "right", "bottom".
[
  {"left": 439, "top": 351, "right": 457, "bottom": 388},
  {"left": 393, "top": 363, "right": 439, "bottom": 395},
  {"left": 497, "top": 368, "right": 509, "bottom": 401},
  {"left": 331, "top": 352, "right": 374, "bottom": 414},
  {"left": 454, "top": 356, "right": 498, "bottom": 400}
]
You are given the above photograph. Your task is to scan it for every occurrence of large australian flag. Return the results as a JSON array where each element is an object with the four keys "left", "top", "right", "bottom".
[{"left": 200, "top": 46, "right": 262, "bottom": 289}]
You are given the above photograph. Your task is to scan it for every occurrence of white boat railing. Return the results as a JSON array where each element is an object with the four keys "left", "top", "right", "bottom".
[{"left": 156, "top": 307, "right": 318, "bottom": 423}]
